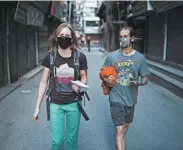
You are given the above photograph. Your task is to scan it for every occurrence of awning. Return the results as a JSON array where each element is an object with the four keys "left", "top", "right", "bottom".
[
  {"left": 96, "top": 3, "right": 106, "bottom": 19},
  {"left": 150, "top": 1, "right": 183, "bottom": 13},
  {"left": 14, "top": 1, "right": 50, "bottom": 27},
  {"left": 50, "top": 0, "right": 68, "bottom": 22},
  {"left": 127, "top": 1, "right": 153, "bottom": 19}
]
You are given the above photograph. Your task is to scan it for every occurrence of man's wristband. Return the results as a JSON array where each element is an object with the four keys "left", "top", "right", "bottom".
[{"left": 138, "top": 77, "right": 148, "bottom": 86}]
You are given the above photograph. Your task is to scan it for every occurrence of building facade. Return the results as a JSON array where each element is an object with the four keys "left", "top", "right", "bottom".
[
  {"left": 97, "top": 1, "right": 183, "bottom": 98},
  {"left": 0, "top": 1, "right": 72, "bottom": 88},
  {"left": 74, "top": 0, "right": 102, "bottom": 46}
]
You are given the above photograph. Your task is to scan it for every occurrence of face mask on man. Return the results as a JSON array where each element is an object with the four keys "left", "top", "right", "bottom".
[
  {"left": 120, "top": 37, "right": 131, "bottom": 49},
  {"left": 57, "top": 36, "right": 72, "bottom": 49}
]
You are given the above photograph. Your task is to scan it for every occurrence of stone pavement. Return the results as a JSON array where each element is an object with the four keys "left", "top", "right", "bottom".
[{"left": 0, "top": 50, "right": 183, "bottom": 150}]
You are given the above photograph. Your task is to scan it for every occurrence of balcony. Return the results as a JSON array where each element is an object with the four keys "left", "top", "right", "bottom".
[
  {"left": 150, "top": 1, "right": 183, "bottom": 13},
  {"left": 127, "top": 1, "right": 153, "bottom": 19}
]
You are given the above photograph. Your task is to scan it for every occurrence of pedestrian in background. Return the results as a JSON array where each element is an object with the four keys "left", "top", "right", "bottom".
[
  {"left": 101, "top": 26, "right": 150, "bottom": 150},
  {"left": 87, "top": 36, "right": 91, "bottom": 52},
  {"left": 33, "top": 23, "right": 88, "bottom": 150}
]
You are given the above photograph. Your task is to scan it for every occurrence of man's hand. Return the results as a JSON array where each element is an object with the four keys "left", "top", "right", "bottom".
[
  {"left": 130, "top": 80, "right": 139, "bottom": 86},
  {"left": 104, "top": 75, "right": 117, "bottom": 87},
  {"left": 131, "top": 76, "right": 149, "bottom": 87}
]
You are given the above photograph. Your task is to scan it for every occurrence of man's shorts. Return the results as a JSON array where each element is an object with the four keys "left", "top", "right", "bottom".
[{"left": 110, "top": 102, "right": 135, "bottom": 126}]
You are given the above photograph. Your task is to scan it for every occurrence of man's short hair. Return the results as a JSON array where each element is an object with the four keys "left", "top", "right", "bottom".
[{"left": 120, "top": 27, "right": 134, "bottom": 37}]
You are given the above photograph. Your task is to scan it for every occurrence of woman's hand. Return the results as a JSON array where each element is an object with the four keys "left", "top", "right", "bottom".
[
  {"left": 72, "top": 84, "right": 80, "bottom": 93},
  {"left": 33, "top": 108, "right": 40, "bottom": 123}
]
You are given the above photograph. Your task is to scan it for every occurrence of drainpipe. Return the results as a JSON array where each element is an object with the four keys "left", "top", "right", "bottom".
[
  {"left": 144, "top": 12, "right": 148, "bottom": 54},
  {"left": 6, "top": 8, "right": 11, "bottom": 84},
  {"left": 68, "top": 1, "right": 72, "bottom": 23},
  {"left": 35, "top": 27, "right": 39, "bottom": 65},
  {"left": 163, "top": 13, "right": 167, "bottom": 61},
  {"left": 117, "top": 1, "right": 122, "bottom": 28}
]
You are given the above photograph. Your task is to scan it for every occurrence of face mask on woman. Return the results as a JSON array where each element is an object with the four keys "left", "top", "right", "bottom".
[{"left": 57, "top": 36, "right": 72, "bottom": 49}]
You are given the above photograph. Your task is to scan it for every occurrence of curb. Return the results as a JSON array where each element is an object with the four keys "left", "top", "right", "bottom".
[
  {"left": 0, "top": 83, "right": 22, "bottom": 101},
  {"left": 99, "top": 48, "right": 105, "bottom": 53},
  {"left": 99, "top": 48, "right": 109, "bottom": 59},
  {"left": 19, "top": 65, "right": 43, "bottom": 82},
  {"left": 0, "top": 65, "right": 43, "bottom": 101}
]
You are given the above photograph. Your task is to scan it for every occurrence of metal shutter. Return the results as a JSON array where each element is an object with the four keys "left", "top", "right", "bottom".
[
  {"left": 146, "top": 13, "right": 164, "bottom": 59},
  {"left": 38, "top": 26, "right": 48, "bottom": 62},
  {"left": 0, "top": 9, "right": 6, "bottom": 87},
  {"left": 27, "top": 26, "right": 36, "bottom": 70},
  {"left": 17, "top": 23, "right": 28, "bottom": 76},
  {"left": 8, "top": 8, "right": 18, "bottom": 83},
  {"left": 167, "top": 5, "right": 183, "bottom": 65}
]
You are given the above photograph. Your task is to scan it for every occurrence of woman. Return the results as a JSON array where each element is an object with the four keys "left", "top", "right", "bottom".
[{"left": 33, "top": 23, "right": 88, "bottom": 150}]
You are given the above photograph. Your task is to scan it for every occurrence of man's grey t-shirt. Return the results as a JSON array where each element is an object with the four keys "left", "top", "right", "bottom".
[{"left": 103, "top": 50, "right": 150, "bottom": 106}]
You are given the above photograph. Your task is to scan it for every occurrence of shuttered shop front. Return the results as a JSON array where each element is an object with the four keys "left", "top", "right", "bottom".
[
  {"left": 17, "top": 23, "right": 28, "bottom": 76},
  {"left": 146, "top": 13, "right": 164, "bottom": 59},
  {"left": 0, "top": 9, "right": 6, "bottom": 88},
  {"left": 167, "top": 5, "right": 183, "bottom": 65},
  {"left": 38, "top": 26, "right": 48, "bottom": 62},
  {"left": 8, "top": 8, "right": 19, "bottom": 83},
  {"left": 27, "top": 26, "right": 36, "bottom": 70}
]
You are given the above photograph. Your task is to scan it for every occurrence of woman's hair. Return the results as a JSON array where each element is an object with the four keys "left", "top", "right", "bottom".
[
  {"left": 120, "top": 26, "right": 134, "bottom": 37},
  {"left": 47, "top": 23, "right": 78, "bottom": 51}
]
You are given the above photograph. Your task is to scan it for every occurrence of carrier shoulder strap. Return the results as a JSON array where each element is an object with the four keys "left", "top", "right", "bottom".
[
  {"left": 74, "top": 50, "right": 81, "bottom": 77},
  {"left": 49, "top": 50, "right": 57, "bottom": 77},
  {"left": 46, "top": 50, "right": 56, "bottom": 121}
]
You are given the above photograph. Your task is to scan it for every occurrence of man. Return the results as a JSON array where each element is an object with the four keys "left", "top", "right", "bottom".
[
  {"left": 87, "top": 36, "right": 91, "bottom": 52},
  {"left": 102, "top": 27, "right": 150, "bottom": 150}
]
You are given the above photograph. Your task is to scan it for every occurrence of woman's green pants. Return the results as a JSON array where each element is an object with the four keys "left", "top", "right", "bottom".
[{"left": 50, "top": 102, "right": 81, "bottom": 150}]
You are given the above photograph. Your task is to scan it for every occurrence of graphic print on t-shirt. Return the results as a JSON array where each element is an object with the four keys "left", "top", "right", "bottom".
[
  {"left": 55, "top": 63, "right": 74, "bottom": 92},
  {"left": 114, "top": 60, "right": 138, "bottom": 86}
]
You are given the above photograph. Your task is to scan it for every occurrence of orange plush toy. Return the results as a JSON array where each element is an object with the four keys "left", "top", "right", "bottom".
[{"left": 99, "top": 66, "right": 118, "bottom": 95}]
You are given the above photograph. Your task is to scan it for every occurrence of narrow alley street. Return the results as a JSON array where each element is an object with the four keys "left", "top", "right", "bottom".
[{"left": 0, "top": 50, "right": 183, "bottom": 150}]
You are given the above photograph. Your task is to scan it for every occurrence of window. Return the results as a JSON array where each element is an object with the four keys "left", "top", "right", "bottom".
[{"left": 86, "top": 21, "right": 100, "bottom": 27}]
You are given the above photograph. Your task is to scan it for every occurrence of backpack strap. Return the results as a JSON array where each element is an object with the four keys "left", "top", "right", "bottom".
[
  {"left": 73, "top": 50, "right": 90, "bottom": 121},
  {"left": 46, "top": 50, "right": 56, "bottom": 121},
  {"left": 74, "top": 50, "right": 80, "bottom": 78},
  {"left": 49, "top": 51, "right": 57, "bottom": 77}
]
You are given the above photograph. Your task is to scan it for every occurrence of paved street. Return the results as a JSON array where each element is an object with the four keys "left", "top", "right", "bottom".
[{"left": 0, "top": 50, "right": 183, "bottom": 150}]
